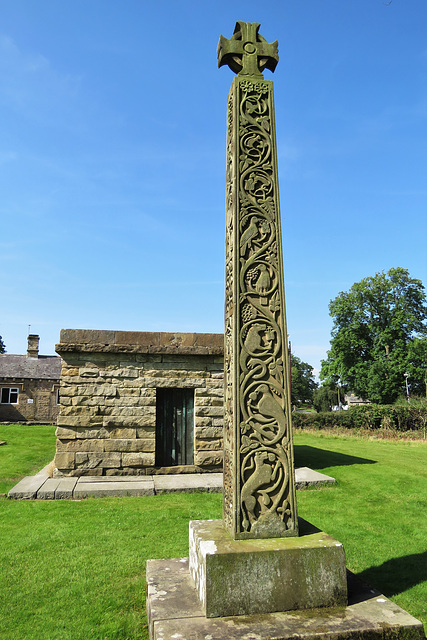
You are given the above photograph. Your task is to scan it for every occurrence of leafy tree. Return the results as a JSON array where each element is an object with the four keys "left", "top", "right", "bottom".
[
  {"left": 320, "top": 268, "right": 427, "bottom": 404},
  {"left": 290, "top": 354, "right": 317, "bottom": 406},
  {"left": 407, "top": 336, "right": 427, "bottom": 398},
  {"left": 0, "top": 335, "right": 5, "bottom": 354},
  {"left": 313, "top": 383, "right": 347, "bottom": 412}
]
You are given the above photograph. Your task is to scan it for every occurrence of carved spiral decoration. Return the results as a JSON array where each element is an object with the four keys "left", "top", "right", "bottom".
[{"left": 224, "top": 78, "right": 296, "bottom": 537}]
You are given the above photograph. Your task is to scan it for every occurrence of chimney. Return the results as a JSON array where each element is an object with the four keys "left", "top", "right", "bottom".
[{"left": 27, "top": 334, "right": 40, "bottom": 358}]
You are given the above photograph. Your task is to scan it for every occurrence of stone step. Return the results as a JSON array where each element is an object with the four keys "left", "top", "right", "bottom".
[
  {"left": 8, "top": 468, "right": 335, "bottom": 500},
  {"left": 8, "top": 475, "right": 48, "bottom": 499}
]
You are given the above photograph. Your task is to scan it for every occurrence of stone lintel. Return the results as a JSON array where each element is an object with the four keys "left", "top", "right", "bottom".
[
  {"left": 189, "top": 519, "right": 347, "bottom": 618},
  {"left": 146, "top": 558, "right": 425, "bottom": 640},
  {"left": 56, "top": 330, "right": 224, "bottom": 356}
]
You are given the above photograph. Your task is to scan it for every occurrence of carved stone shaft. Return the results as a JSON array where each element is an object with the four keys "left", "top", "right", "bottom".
[{"left": 223, "top": 75, "right": 298, "bottom": 540}]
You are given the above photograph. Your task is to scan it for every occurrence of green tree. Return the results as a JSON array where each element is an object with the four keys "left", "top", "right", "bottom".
[
  {"left": 290, "top": 354, "right": 317, "bottom": 406},
  {"left": 0, "top": 335, "right": 5, "bottom": 354},
  {"left": 407, "top": 336, "right": 427, "bottom": 398},
  {"left": 313, "top": 383, "right": 347, "bottom": 412},
  {"left": 320, "top": 268, "right": 427, "bottom": 404}
]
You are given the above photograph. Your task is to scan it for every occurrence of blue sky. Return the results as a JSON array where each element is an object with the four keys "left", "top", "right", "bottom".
[{"left": 1, "top": 0, "right": 426, "bottom": 376}]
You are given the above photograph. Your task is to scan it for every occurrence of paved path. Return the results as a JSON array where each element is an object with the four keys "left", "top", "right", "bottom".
[{"left": 8, "top": 466, "right": 335, "bottom": 500}]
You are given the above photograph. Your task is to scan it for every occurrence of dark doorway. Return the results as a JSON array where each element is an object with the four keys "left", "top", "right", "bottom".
[{"left": 155, "top": 388, "right": 194, "bottom": 466}]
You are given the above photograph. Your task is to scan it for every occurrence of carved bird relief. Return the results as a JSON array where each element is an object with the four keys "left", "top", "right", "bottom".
[
  {"left": 255, "top": 264, "right": 271, "bottom": 295},
  {"left": 240, "top": 216, "right": 259, "bottom": 252}
]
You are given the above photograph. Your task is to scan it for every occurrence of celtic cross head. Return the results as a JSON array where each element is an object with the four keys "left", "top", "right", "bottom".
[{"left": 217, "top": 21, "right": 279, "bottom": 77}]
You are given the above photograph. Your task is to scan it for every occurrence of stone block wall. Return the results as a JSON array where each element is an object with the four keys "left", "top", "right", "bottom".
[
  {"left": 0, "top": 378, "right": 60, "bottom": 423},
  {"left": 54, "top": 330, "right": 224, "bottom": 477}
]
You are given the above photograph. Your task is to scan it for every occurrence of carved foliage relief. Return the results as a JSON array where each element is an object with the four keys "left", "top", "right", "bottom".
[
  {"left": 223, "top": 87, "right": 235, "bottom": 532},
  {"left": 224, "top": 77, "right": 298, "bottom": 539}
]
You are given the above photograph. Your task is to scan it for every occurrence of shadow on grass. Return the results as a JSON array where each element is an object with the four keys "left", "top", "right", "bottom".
[
  {"left": 294, "top": 445, "right": 376, "bottom": 470},
  {"left": 356, "top": 551, "right": 427, "bottom": 597}
]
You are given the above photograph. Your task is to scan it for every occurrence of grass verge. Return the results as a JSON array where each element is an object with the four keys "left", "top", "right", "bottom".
[
  {"left": 294, "top": 433, "right": 427, "bottom": 632},
  {"left": 0, "top": 432, "right": 425, "bottom": 639},
  {"left": 0, "top": 423, "right": 56, "bottom": 494}
]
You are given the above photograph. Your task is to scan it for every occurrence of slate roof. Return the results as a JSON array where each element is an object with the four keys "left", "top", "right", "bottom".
[{"left": 0, "top": 355, "right": 61, "bottom": 380}]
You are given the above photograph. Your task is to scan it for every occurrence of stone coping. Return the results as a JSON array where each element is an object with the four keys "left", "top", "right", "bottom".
[{"left": 56, "top": 330, "right": 224, "bottom": 355}]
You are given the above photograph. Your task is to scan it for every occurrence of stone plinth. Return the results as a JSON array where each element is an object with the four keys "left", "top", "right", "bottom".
[
  {"left": 146, "top": 558, "right": 425, "bottom": 640},
  {"left": 189, "top": 519, "right": 347, "bottom": 618}
]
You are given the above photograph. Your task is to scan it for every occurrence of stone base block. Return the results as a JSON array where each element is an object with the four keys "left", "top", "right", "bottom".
[
  {"left": 146, "top": 558, "right": 425, "bottom": 640},
  {"left": 189, "top": 519, "right": 347, "bottom": 618}
]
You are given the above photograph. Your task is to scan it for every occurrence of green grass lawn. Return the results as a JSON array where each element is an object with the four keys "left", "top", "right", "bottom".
[
  {"left": 0, "top": 430, "right": 425, "bottom": 640},
  {"left": 0, "top": 423, "right": 56, "bottom": 494},
  {"left": 293, "top": 433, "right": 427, "bottom": 632}
]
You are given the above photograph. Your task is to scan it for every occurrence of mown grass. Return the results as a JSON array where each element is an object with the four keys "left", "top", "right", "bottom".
[
  {"left": 0, "top": 423, "right": 56, "bottom": 494},
  {"left": 1, "top": 492, "right": 222, "bottom": 640},
  {"left": 0, "top": 430, "right": 425, "bottom": 639},
  {"left": 294, "top": 433, "right": 427, "bottom": 630}
]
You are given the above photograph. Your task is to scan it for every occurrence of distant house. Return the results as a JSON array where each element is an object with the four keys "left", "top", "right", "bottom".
[
  {"left": 344, "top": 393, "right": 371, "bottom": 407},
  {"left": 0, "top": 335, "right": 61, "bottom": 423}
]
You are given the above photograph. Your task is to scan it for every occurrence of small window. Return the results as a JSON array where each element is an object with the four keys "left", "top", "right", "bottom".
[
  {"left": 56, "top": 389, "right": 60, "bottom": 405},
  {"left": 1, "top": 387, "right": 19, "bottom": 404}
]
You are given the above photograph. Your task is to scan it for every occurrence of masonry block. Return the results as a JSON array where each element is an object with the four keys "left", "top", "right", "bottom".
[
  {"left": 56, "top": 427, "right": 77, "bottom": 439},
  {"left": 189, "top": 519, "right": 347, "bottom": 618},
  {"left": 75, "top": 452, "right": 121, "bottom": 468},
  {"left": 122, "top": 452, "right": 155, "bottom": 467},
  {"left": 54, "top": 452, "right": 75, "bottom": 470},
  {"left": 56, "top": 439, "right": 104, "bottom": 452},
  {"left": 194, "top": 451, "right": 223, "bottom": 467},
  {"left": 104, "top": 439, "right": 155, "bottom": 453}
]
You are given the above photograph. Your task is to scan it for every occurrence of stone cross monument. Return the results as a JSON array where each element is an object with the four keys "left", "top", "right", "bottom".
[
  {"left": 219, "top": 21, "right": 298, "bottom": 540},
  {"left": 146, "top": 22, "right": 425, "bottom": 638}
]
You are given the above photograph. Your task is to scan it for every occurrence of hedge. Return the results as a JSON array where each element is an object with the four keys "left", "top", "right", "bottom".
[{"left": 292, "top": 404, "right": 427, "bottom": 433}]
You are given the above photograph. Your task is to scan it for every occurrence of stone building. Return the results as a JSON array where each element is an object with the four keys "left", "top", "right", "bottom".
[
  {"left": 54, "top": 330, "right": 224, "bottom": 477},
  {"left": 344, "top": 393, "right": 371, "bottom": 407},
  {"left": 0, "top": 335, "right": 61, "bottom": 423}
]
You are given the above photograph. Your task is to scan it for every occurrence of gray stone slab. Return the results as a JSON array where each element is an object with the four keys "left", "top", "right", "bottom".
[
  {"left": 146, "top": 558, "right": 425, "bottom": 640},
  {"left": 55, "top": 477, "right": 78, "bottom": 499},
  {"left": 7, "top": 468, "right": 335, "bottom": 501},
  {"left": 295, "top": 467, "right": 336, "bottom": 489},
  {"left": 74, "top": 478, "right": 155, "bottom": 498},
  {"left": 37, "top": 478, "right": 62, "bottom": 500},
  {"left": 8, "top": 475, "right": 47, "bottom": 500},
  {"left": 153, "top": 473, "right": 223, "bottom": 494},
  {"left": 76, "top": 475, "right": 148, "bottom": 483},
  {"left": 147, "top": 558, "right": 201, "bottom": 634}
]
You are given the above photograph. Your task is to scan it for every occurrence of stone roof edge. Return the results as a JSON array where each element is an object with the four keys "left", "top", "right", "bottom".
[
  {"left": 55, "top": 343, "right": 224, "bottom": 355},
  {"left": 0, "top": 375, "right": 60, "bottom": 381},
  {"left": 56, "top": 329, "right": 224, "bottom": 356}
]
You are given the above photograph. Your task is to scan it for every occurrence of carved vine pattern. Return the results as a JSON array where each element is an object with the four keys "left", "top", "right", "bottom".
[
  {"left": 223, "top": 89, "right": 234, "bottom": 532},
  {"left": 235, "top": 79, "right": 293, "bottom": 534}
]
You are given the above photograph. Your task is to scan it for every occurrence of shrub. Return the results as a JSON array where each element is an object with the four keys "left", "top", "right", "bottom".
[{"left": 292, "top": 404, "right": 427, "bottom": 433}]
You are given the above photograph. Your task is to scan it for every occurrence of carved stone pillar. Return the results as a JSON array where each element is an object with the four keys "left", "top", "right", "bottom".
[{"left": 221, "top": 24, "right": 298, "bottom": 540}]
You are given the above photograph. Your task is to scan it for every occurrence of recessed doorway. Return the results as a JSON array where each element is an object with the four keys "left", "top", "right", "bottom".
[{"left": 155, "top": 388, "right": 194, "bottom": 466}]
